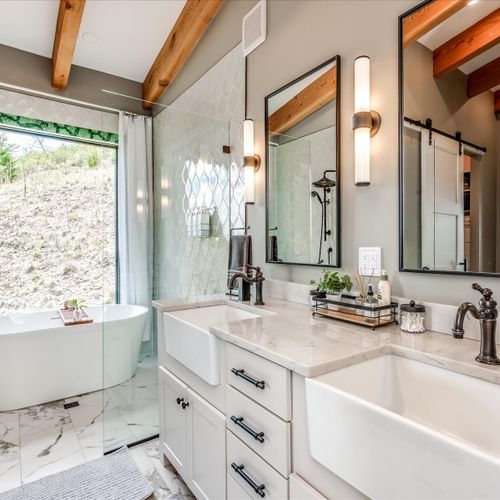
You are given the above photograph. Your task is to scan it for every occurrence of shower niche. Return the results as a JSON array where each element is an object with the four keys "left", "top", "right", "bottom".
[{"left": 265, "top": 56, "right": 340, "bottom": 267}]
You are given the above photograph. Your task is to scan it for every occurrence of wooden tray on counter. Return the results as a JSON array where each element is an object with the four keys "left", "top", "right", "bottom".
[{"left": 58, "top": 308, "right": 93, "bottom": 326}]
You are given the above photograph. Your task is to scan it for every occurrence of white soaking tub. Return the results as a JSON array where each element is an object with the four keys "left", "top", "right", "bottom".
[{"left": 0, "top": 304, "right": 148, "bottom": 411}]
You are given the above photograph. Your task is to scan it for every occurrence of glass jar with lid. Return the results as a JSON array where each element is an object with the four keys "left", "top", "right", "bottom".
[{"left": 400, "top": 300, "right": 426, "bottom": 333}]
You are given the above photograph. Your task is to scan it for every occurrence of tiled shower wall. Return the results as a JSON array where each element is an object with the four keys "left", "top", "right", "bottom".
[
  {"left": 269, "top": 127, "right": 336, "bottom": 264},
  {"left": 153, "top": 44, "right": 245, "bottom": 300}
]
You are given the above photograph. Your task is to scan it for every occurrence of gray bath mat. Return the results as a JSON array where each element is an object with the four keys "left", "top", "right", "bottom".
[{"left": 0, "top": 447, "right": 153, "bottom": 500}]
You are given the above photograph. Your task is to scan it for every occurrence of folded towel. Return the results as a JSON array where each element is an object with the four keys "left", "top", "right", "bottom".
[
  {"left": 228, "top": 234, "right": 252, "bottom": 276},
  {"left": 269, "top": 235, "right": 278, "bottom": 262}
]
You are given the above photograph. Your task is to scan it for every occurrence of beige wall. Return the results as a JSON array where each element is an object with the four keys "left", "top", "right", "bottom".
[
  {"left": 241, "top": 0, "right": 500, "bottom": 306},
  {"left": 156, "top": 0, "right": 500, "bottom": 307},
  {"left": 0, "top": 43, "right": 145, "bottom": 114}
]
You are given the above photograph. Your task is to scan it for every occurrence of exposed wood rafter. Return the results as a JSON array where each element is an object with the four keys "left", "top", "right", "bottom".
[
  {"left": 268, "top": 66, "right": 337, "bottom": 137},
  {"left": 495, "top": 90, "right": 500, "bottom": 115},
  {"left": 142, "top": 0, "right": 224, "bottom": 109},
  {"left": 402, "top": 0, "right": 468, "bottom": 48},
  {"left": 433, "top": 8, "right": 500, "bottom": 78},
  {"left": 467, "top": 57, "right": 500, "bottom": 98},
  {"left": 52, "top": 0, "right": 86, "bottom": 90}
]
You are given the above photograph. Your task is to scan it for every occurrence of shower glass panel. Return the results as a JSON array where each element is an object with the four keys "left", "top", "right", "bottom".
[{"left": 100, "top": 91, "right": 243, "bottom": 453}]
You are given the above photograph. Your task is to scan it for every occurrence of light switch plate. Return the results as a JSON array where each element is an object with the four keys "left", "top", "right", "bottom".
[{"left": 359, "top": 247, "right": 381, "bottom": 277}]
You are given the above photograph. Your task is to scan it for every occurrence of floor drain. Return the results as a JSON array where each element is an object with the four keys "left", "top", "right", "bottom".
[{"left": 64, "top": 401, "right": 80, "bottom": 409}]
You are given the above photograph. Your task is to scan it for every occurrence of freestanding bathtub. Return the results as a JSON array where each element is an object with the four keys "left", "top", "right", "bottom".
[{"left": 0, "top": 304, "right": 148, "bottom": 411}]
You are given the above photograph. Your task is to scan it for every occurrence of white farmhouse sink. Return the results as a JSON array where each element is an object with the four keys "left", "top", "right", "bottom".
[
  {"left": 163, "top": 304, "right": 262, "bottom": 385},
  {"left": 305, "top": 354, "right": 500, "bottom": 499}
]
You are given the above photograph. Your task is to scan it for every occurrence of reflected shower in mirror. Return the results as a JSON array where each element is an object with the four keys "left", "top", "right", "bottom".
[
  {"left": 265, "top": 56, "right": 340, "bottom": 267},
  {"left": 400, "top": 1, "right": 500, "bottom": 275}
]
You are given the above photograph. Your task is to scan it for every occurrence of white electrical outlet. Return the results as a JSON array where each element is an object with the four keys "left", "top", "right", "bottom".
[{"left": 359, "top": 247, "right": 381, "bottom": 276}]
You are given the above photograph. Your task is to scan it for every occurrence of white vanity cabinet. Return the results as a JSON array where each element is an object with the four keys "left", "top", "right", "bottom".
[{"left": 159, "top": 366, "right": 226, "bottom": 500}]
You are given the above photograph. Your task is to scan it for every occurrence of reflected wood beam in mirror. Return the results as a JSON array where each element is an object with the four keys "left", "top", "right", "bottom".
[
  {"left": 402, "top": 0, "right": 467, "bottom": 49},
  {"left": 142, "top": 0, "right": 224, "bottom": 109},
  {"left": 495, "top": 90, "right": 500, "bottom": 115},
  {"left": 467, "top": 57, "right": 500, "bottom": 98},
  {"left": 52, "top": 0, "right": 86, "bottom": 90},
  {"left": 268, "top": 66, "right": 336, "bottom": 137},
  {"left": 433, "top": 8, "right": 500, "bottom": 78}
]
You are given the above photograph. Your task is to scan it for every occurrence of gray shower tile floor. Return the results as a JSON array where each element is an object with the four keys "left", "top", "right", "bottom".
[{"left": 0, "top": 353, "right": 191, "bottom": 497}]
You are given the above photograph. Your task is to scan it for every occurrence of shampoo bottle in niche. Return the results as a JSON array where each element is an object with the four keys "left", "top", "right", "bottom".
[{"left": 376, "top": 270, "right": 391, "bottom": 306}]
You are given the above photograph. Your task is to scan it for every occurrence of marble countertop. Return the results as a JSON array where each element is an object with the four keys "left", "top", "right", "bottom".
[{"left": 152, "top": 296, "right": 500, "bottom": 383}]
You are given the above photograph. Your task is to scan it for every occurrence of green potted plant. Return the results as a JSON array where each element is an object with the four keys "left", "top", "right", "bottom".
[
  {"left": 67, "top": 298, "right": 87, "bottom": 322},
  {"left": 310, "top": 269, "right": 353, "bottom": 296}
]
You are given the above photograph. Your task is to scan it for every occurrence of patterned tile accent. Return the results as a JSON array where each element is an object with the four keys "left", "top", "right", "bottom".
[{"left": 153, "top": 44, "right": 245, "bottom": 300}]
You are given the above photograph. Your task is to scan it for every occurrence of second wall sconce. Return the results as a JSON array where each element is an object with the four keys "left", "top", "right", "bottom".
[
  {"left": 243, "top": 118, "right": 261, "bottom": 203},
  {"left": 353, "top": 55, "right": 381, "bottom": 187}
]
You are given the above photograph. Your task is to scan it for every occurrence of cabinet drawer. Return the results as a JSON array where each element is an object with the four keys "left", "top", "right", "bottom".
[
  {"left": 227, "top": 386, "right": 290, "bottom": 477},
  {"left": 290, "top": 473, "right": 327, "bottom": 500},
  {"left": 226, "top": 343, "right": 291, "bottom": 420},
  {"left": 227, "top": 431, "right": 288, "bottom": 500},
  {"left": 227, "top": 473, "right": 253, "bottom": 499}
]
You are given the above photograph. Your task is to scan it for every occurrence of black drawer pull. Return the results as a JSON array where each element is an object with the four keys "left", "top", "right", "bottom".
[
  {"left": 181, "top": 401, "right": 189, "bottom": 410},
  {"left": 231, "top": 463, "right": 265, "bottom": 497},
  {"left": 176, "top": 397, "right": 184, "bottom": 405},
  {"left": 231, "top": 368, "right": 265, "bottom": 390},
  {"left": 231, "top": 416, "right": 265, "bottom": 443}
]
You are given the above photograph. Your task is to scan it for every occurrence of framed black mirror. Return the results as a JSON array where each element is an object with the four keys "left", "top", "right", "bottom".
[
  {"left": 265, "top": 56, "right": 341, "bottom": 267},
  {"left": 399, "top": 1, "right": 500, "bottom": 276}
]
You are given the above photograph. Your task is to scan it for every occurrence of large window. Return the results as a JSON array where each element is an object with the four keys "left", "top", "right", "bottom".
[{"left": 0, "top": 128, "right": 116, "bottom": 316}]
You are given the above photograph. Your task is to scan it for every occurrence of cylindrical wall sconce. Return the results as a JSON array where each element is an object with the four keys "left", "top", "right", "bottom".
[
  {"left": 243, "top": 118, "right": 261, "bottom": 203},
  {"left": 353, "top": 56, "right": 381, "bottom": 187}
]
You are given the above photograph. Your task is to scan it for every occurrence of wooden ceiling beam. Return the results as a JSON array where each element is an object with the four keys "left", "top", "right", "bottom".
[
  {"left": 142, "top": 0, "right": 223, "bottom": 109},
  {"left": 495, "top": 90, "right": 500, "bottom": 115},
  {"left": 268, "top": 66, "right": 337, "bottom": 137},
  {"left": 402, "top": 0, "right": 468, "bottom": 49},
  {"left": 52, "top": 0, "right": 86, "bottom": 90},
  {"left": 433, "top": 8, "right": 500, "bottom": 78},
  {"left": 467, "top": 57, "right": 500, "bottom": 98}
]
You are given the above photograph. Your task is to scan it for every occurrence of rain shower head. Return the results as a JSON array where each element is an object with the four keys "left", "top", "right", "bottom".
[{"left": 312, "top": 170, "right": 336, "bottom": 188}]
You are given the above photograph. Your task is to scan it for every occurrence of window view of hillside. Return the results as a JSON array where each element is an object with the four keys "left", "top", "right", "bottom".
[{"left": 0, "top": 129, "right": 116, "bottom": 316}]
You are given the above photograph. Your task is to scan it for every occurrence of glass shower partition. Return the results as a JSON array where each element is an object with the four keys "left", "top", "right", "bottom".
[{"left": 99, "top": 92, "right": 244, "bottom": 453}]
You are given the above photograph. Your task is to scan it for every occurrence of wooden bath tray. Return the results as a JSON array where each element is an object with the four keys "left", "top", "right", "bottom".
[{"left": 59, "top": 308, "right": 93, "bottom": 326}]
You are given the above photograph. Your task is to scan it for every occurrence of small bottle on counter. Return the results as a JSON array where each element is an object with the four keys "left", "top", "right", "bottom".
[
  {"left": 376, "top": 270, "right": 391, "bottom": 306},
  {"left": 364, "top": 284, "right": 378, "bottom": 323}
]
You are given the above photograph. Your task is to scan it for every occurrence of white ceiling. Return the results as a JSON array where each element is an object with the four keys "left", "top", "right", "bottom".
[
  {"left": 0, "top": 0, "right": 187, "bottom": 82},
  {"left": 418, "top": 0, "right": 500, "bottom": 79}
]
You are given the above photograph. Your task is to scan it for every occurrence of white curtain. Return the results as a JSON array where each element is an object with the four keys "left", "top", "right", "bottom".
[{"left": 117, "top": 112, "right": 153, "bottom": 340}]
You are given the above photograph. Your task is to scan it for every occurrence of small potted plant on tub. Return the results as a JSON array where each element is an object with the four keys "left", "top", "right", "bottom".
[{"left": 67, "top": 298, "right": 87, "bottom": 322}]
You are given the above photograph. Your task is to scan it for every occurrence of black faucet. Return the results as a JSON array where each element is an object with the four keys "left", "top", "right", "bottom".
[
  {"left": 452, "top": 283, "right": 500, "bottom": 365},
  {"left": 228, "top": 265, "right": 265, "bottom": 306}
]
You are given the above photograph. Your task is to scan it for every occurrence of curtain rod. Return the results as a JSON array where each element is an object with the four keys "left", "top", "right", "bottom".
[
  {"left": 404, "top": 116, "right": 487, "bottom": 153},
  {"left": 0, "top": 81, "right": 122, "bottom": 115}
]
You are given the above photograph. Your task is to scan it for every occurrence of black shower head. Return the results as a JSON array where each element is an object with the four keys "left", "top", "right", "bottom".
[{"left": 312, "top": 170, "right": 336, "bottom": 188}]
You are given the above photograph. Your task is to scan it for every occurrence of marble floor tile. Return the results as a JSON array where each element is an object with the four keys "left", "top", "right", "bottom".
[
  {"left": 0, "top": 457, "right": 21, "bottom": 494},
  {"left": 19, "top": 400, "right": 71, "bottom": 437},
  {"left": 0, "top": 412, "right": 20, "bottom": 464},
  {"left": 20, "top": 423, "right": 85, "bottom": 484},
  {"left": 106, "top": 379, "right": 157, "bottom": 410},
  {"left": 120, "top": 404, "right": 160, "bottom": 440},
  {"left": 0, "top": 355, "right": 159, "bottom": 490},
  {"left": 65, "top": 391, "right": 111, "bottom": 408}
]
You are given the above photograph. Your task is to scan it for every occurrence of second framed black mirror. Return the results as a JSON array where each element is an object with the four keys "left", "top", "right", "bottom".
[{"left": 265, "top": 56, "right": 341, "bottom": 267}]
